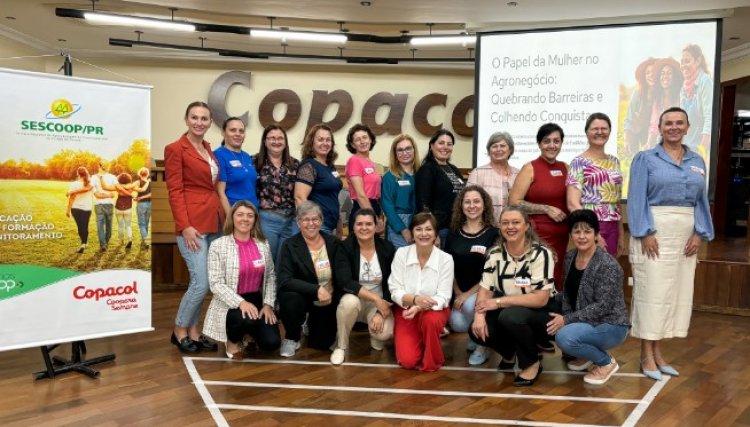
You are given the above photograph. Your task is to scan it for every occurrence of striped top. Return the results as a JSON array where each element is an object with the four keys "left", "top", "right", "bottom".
[{"left": 480, "top": 243, "right": 555, "bottom": 297}]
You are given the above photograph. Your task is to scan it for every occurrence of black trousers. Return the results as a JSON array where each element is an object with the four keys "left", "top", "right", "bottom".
[
  {"left": 469, "top": 306, "right": 553, "bottom": 370},
  {"left": 71, "top": 208, "right": 91, "bottom": 244},
  {"left": 278, "top": 291, "right": 337, "bottom": 350},
  {"left": 225, "top": 292, "right": 281, "bottom": 351}
]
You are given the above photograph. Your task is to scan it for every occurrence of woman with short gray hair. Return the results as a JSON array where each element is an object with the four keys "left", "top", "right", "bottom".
[
  {"left": 467, "top": 132, "right": 520, "bottom": 216},
  {"left": 277, "top": 200, "right": 341, "bottom": 358}
]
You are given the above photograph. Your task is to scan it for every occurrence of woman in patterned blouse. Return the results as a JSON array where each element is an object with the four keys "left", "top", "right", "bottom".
[
  {"left": 254, "top": 124, "right": 299, "bottom": 264},
  {"left": 566, "top": 113, "right": 624, "bottom": 257}
]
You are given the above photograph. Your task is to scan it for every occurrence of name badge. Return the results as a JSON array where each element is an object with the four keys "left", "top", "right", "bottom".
[
  {"left": 397, "top": 180, "right": 411, "bottom": 187},
  {"left": 316, "top": 259, "right": 330, "bottom": 270},
  {"left": 229, "top": 160, "right": 242, "bottom": 167},
  {"left": 470, "top": 245, "right": 487, "bottom": 255},
  {"left": 514, "top": 277, "right": 531, "bottom": 288},
  {"left": 252, "top": 259, "right": 265, "bottom": 268},
  {"left": 690, "top": 165, "right": 705, "bottom": 176},
  {"left": 331, "top": 171, "right": 340, "bottom": 178},
  {"left": 364, "top": 167, "right": 375, "bottom": 174},
  {"left": 550, "top": 170, "right": 563, "bottom": 177}
]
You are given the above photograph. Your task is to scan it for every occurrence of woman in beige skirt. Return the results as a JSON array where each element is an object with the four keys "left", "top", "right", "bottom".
[{"left": 626, "top": 106, "right": 714, "bottom": 380}]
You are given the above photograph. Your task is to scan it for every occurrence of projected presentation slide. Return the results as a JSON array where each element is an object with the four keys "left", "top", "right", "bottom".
[{"left": 475, "top": 20, "right": 718, "bottom": 196}]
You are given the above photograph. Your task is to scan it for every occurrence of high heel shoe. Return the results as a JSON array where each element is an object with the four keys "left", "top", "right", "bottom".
[
  {"left": 657, "top": 364, "right": 679, "bottom": 376},
  {"left": 640, "top": 360, "right": 663, "bottom": 381},
  {"left": 513, "top": 363, "right": 543, "bottom": 387}
]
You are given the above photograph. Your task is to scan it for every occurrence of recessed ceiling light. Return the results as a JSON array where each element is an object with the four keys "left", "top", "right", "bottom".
[
  {"left": 360, "top": 1, "right": 372, "bottom": 6},
  {"left": 6, "top": 16, "right": 16, "bottom": 20},
  {"left": 507, "top": 1, "right": 518, "bottom": 6},
  {"left": 58, "top": 38, "right": 67, "bottom": 42}
]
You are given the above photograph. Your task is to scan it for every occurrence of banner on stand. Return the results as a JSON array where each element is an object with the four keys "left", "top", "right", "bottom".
[{"left": 0, "top": 68, "right": 153, "bottom": 351}]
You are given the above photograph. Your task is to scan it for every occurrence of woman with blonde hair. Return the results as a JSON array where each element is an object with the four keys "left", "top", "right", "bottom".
[
  {"left": 381, "top": 134, "right": 420, "bottom": 248},
  {"left": 203, "top": 201, "right": 280, "bottom": 359}
]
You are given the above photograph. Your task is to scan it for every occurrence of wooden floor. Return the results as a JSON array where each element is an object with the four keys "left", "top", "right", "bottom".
[{"left": 1, "top": 290, "right": 750, "bottom": 427}]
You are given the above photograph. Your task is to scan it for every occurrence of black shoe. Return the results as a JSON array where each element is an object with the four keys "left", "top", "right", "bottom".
[
  {"left": 513, "top": 363, "right": 543, "bottom": 387},
  {"left": 537, "top": 340, "right": 555, "bottom": 353},
  {"left": 171, "top": 333, "right": 198, "bottom": 354},
  {"left": 498, "top": 356, "right": 517, "bottom": 370},
  {"left": 194, "top": 335, "right": 218, "bottom": 352}
]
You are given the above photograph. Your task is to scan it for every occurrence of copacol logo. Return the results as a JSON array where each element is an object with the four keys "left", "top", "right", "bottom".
[{"left": 0, "top": 274, "right": 24, "bottom": 292}]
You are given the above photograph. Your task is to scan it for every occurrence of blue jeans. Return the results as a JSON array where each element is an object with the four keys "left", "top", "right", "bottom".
[
  {"left": 95, "top": 204, "right": 114, "bottom": 248},
  {"left": 386, "top": 213, "right": 412, "bottom": 248},
  {"left": 136, "top": 201, "right": 151, "bottom": 243},
  {"left": 259, "top": 209, "right": 296, "bottom": 265},
  {"left": 555, "top": 322, "right": 629, "bottom": 366},
  {"left": 175, "top": 231, "right": 220, "bottom": 327},
  {"left": 449, "top": 292, "right": 477, "bottom": 333}
]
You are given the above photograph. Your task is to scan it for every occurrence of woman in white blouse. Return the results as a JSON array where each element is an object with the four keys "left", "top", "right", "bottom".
[{"left": 388, "top": 212, "right": 454, "bottom": 372}]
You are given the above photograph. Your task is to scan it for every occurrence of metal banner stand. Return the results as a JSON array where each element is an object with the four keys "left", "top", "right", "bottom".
[{"left": 33, "top": 54, "right": 117, "bottom": 380}]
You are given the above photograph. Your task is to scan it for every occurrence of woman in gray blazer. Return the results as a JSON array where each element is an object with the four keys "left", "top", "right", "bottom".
[{"left": 547, "top": 209, "right": 629, "bottom": 385}]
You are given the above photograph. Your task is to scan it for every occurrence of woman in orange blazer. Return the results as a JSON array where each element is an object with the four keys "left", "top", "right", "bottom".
[{"left": 165, "top": 101, "right": 226, "bottom": 354}]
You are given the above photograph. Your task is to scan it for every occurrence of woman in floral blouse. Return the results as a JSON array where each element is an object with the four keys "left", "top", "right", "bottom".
[
  {"left": 566, "top": 113, "right": 624, "bottom": 257},
  {"left": 254, "top": 124, "right": 299, "bottom": 264}
]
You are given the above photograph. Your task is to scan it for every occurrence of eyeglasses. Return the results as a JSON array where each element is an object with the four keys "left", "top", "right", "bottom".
[
  {"left": 395, "top": 146, "right": 414, "bottom": 154},
  {"left": 265, "top": 136, "right": 285, "bottom": 142},
  {"left": 299, "top": 216, "right": 322, "bottom": 224}
]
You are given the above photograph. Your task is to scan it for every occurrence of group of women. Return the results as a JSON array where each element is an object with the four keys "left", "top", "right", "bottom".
[
  {"left": 623, "top": 44, "right": 713, "bottom": 157},
  {"left": 165, "top": 100, "right": 713, "bottom": 387},
  {"left": 67, "top": 165, "right": 152, "bottom": 253}
]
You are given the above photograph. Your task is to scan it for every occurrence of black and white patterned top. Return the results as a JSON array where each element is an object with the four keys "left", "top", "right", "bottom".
[{"left": 480, "top": 243, "right": 555, "bottom": 297}]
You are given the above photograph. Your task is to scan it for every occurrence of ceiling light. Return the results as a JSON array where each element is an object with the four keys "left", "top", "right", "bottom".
[
  {"left": 250, "top": 29, "right": 347, "bottom": 44},
  {"left": 360, "top": 1, "right": 372, "bottom": 6},
  {"left": 410, "top": 35, "right": 476, "bottom": 46},
  {"left": 83, "top": 12, "right": 195, "bottom": 32}
]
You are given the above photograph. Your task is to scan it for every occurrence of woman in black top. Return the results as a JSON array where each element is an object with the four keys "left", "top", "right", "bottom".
[
  {"left": 444, "top": 185, "right": 498, "bottom": 366},
  {"left": 415, "top": 129, "right": 465, "bottom": 248}
]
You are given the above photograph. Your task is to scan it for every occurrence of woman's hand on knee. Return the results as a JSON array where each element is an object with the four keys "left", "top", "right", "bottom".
[{"left": 546, "top": 313, "right": 565, "bottom": 336}]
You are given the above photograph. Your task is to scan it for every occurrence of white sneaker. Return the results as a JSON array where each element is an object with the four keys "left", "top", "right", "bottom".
[
  {"left": 567, "top": 358, "right": 593, "bottom": 371},
  {"left": 370, "top": 337, "right": 384, "bottom": 351},
  {"left": 279, "top": 339, "right": 300, "bottom": 357},
  {"left": 330, "top": 348, "right": 346, "bottom": 365}
]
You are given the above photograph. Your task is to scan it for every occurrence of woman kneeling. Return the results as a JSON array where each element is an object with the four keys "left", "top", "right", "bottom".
[
  {"left": 203, "top": 201, "right": 280, "bottom": 358},
  {"left": 470, "top": 206, "right": 555, "bottom": 387},
  {"left": 331, "top": 208, "right": 396, "bottom": 365},
  {"left": 388, "top": 212, "right": 453, "bottom": 372},
  {"left": 547, "top": 209, "right": 629, "bottom": 385}
]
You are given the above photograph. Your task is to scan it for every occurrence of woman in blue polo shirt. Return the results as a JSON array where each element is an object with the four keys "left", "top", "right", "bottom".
[
  {"left": 294, "top": 124, "right": 343, "bottom": 235},
  {"left": 214, "top": 117, "right": 258, "bottom": 216},
  {"left": 381, "top": 134, "right": 420, "bottom": 248}
]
